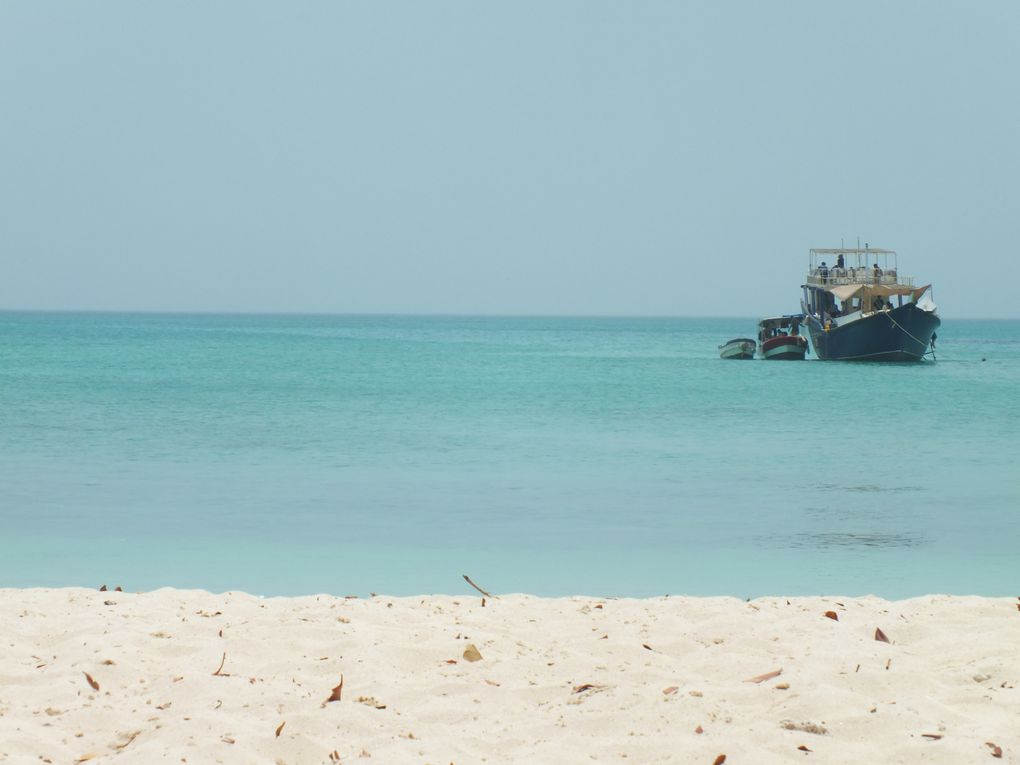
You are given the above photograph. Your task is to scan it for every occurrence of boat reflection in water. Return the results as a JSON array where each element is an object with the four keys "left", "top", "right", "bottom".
[{"left": 801, "top": 246, "right": 940, "bottom": 361}]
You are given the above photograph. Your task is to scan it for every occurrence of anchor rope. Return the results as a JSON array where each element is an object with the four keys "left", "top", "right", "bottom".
[{"left": 886, "top": 311, "right": 936, "bottom": 359}]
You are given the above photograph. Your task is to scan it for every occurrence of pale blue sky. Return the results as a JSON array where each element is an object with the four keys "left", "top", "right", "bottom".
[{"left": 2, "top": 1, "right": 1017, "bottom": 317}]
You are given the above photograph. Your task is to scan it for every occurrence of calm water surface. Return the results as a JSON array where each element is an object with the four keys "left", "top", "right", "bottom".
[{"left": 1, "top": 313, "right": 1017, "bottom": 597}]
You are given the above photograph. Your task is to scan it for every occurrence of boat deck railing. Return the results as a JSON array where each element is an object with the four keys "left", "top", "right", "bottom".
[{"left": 806, "top": 269, "right": 914, "bottom": 288}]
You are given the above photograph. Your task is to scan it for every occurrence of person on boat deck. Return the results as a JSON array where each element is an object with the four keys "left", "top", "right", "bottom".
[
  {"left": 872, "top": 263, "right": 883, "bottom": 281},
  {"left": 818, "top": 262, "right": 829, "bottom": 283},
  {"left": 835, "top": 253, "right": 845, "bottom": 269}
]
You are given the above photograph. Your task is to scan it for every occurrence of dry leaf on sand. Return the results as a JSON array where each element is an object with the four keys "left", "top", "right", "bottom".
[
  {"left": 823, "top": 611, "right": 838, "bottom": 621},
  {"left": 744, "top": 668, "right": 782, "bottom": 684},
  {"left": 781, "top": 720, "right": 828, "bottom": 735},
  {"left": 114, "top": 731, "right": 140, "bottom": 750},
  {"left": 463, "top": 644, "right": 483, "bottom": 662},
  {"left": 356, "top": 695, "right": 387, "bottom": 709},
  {"left": 83, "top": 672, "right": 99, "bottom": 692},
  {"left": 323, "top": 674, "right": 344, "bottom": 705}
]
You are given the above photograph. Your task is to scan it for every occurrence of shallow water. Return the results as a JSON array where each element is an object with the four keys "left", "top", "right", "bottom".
[{"left": 1, "top": 312, "right": 1017, "bottom": 597}]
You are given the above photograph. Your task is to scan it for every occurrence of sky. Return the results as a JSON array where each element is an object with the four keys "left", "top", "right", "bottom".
[{"left": 1, "top": 1, "right": 1018, "bottom": 318}]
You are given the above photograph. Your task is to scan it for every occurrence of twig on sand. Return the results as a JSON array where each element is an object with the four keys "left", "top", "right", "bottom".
[
  {"left": 212, "top": 653, "right": 230, "bottom": 676},
  {"left": 463, "top": 574, "right": 498, "bottom": 600}
]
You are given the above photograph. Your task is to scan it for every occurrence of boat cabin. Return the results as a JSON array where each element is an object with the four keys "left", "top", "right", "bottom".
[
  {"left": 757, "top": 314, "right": 802, "bottom": 343},
  {"left": 802, "top": 247, "right": 932, "bottom": 326}
]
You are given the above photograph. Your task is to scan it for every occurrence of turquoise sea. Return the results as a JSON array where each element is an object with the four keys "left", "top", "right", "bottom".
[{"left": 1, "top": 312, "right": 1017, "bottom": 598}]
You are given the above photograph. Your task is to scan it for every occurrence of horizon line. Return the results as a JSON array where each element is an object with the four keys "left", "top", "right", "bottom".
[{"left": 1, "top": 308, "right": 1017, "bottom": 321}]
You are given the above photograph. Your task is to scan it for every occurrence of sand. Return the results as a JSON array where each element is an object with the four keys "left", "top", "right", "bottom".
[{"left": 1, "top": 588, "right": 1017, "bottom": 764}]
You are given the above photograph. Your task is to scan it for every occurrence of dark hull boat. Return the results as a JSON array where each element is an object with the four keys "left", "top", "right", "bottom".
[
  {"left": 800, "top": 247, "right": 940, "bottom": 361},
  {"left": 804, "top": 303, "right": 940, "bottom": 361}
]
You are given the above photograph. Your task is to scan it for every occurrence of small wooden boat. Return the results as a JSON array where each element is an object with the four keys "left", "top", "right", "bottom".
[
  {"left": 718, "top": 337, "right": 756, "bottom": 359},
  {"left": 757, "top": 316, "right": 808, "bottom": 360}
]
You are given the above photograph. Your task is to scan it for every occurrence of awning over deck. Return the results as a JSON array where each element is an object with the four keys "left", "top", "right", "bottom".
[{"left": 828, "top": 283, "right": 931, "bottom": 302}]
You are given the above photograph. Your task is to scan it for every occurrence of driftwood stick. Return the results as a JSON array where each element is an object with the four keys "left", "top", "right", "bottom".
[
  {"left": 462, "top": 574, "right": 498, "bottom": 599},
  {"left": 212, "top": 652, "right": 229, "bottom": 676}
]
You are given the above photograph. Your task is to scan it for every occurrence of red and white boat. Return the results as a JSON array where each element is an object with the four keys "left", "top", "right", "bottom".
[{"left": 757, "top": 316, "right": 809, "bottom": 360}]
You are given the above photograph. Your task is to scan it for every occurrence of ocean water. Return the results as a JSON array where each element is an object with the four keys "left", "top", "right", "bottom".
[{"left": 1, "top": 312, "right": 1017, "bottom": 599}]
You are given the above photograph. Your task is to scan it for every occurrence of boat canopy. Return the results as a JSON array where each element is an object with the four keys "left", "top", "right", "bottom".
[
  {"left": 757, "top": 315, "right": 802, "bottom": 329},
  {"left": 828, "top": 282, "right": 931, "bottom": 302}
]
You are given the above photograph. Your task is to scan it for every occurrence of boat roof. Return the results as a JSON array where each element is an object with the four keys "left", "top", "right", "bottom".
[
  {"left": 811, "top": 247, "right": 895, "bottom": 255},
  {"left": 719, "top": 337, "right": 756, "bottom": 347},
  {"left": 757, "top": 314, "right": 802, "bottom": 327}
]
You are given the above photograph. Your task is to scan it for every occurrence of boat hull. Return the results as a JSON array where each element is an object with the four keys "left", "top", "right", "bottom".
[
  {"left": 760, "top": 335, "right": 808, "bottom": 360},
  {"left": 719, "top": 338, "right": 756, "bottom": 360},
  {"left": 805, "top": 304, "right": 940, "bottom": 361}
]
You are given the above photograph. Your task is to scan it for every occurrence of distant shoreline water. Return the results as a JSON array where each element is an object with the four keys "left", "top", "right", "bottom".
[
  {"left": 3, "top": 309, "right": 1017, "bottom": 320},
  {"left": 1, "top": 312, "right": 1017, "bottom": 597}
]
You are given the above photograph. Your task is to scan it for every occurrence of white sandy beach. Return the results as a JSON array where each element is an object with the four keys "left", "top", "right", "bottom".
[{"left": 1, "top": 588, "right": 1017, "bottom": 764}]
